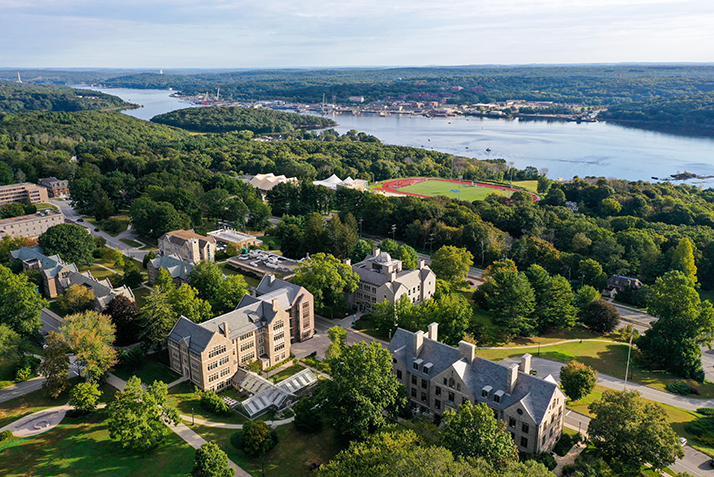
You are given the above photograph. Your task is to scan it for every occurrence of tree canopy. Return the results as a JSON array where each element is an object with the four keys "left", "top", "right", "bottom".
[
  {"left": 0, "top": 264, "right": 47, "bottom": 335},
  {"left": 290, "top": 253, "right": 359, "bottom": 316},
  {"left": 559, "top": 360, "right": 597, "bottom": 402},
  {"left": 61, "top": 310, "right": 117, "bottom": 382},
  {"left": 39, "top": 223, "right": 95, "bottom": 265},
  {"left": 430, "top": 245, "right": 474, "bottom": 284}
]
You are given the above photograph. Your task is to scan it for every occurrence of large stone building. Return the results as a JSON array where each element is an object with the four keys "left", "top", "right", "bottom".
[
  {"left": 388, "top": 324, "right": 566, "bottom": 454},
  {"left": 10, "top": 246, "right": 135, "bottom": 310},
  {"left": 347, "top": 248, "right": 436, "bottom": 312},
  {"left": 158, "top": 230, "right": 216, "bottom": 265},
  {"left": 0, "top": 183, "right": 49, "bottom": 206},
  {"left": 167, "top": 276, "right": 314, "bottom": 391},
  {"left": 147, "top": 254, "right": 194, "bottom": 286},
  {"left": 38, "top": 177, "right": 70, "bottom": 198},
  {"left": 0, "top": 210, "right": 65, "bottom": 239}
]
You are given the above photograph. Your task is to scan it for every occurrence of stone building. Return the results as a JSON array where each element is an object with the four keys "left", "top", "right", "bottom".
[
  {"left": 38, "top": 177, "right": 70, "bottom": 198},
  {"left": 388, "top": 324, "right": 566, "bottom": 454},
  {"left": 0, "top": 210, "right": 65, "bottom": 239},
  {"left": 158, "top": 230, "right": 216, "bottom": 265}
]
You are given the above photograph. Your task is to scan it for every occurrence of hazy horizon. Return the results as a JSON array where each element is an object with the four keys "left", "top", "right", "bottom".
[{"left": 2, "top": 0, "right": 713, "bottom": 69}]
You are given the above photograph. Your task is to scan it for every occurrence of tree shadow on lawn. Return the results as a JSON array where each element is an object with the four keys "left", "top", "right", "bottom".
[{"left": 0, "top": 412, "right": 194, "bottom": 477}]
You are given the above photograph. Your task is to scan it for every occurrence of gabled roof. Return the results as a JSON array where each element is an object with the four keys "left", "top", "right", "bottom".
[
  {"left": 388, "top": 327, "right": 559, "bottom": 425},
  {"left": 10, "top": 246, "right": 78, "bottom": 279},
  {"left": 150, "top": 254, "right": 194, "bottom": 281},
  {"left": 167, "top": 316, "right": 216, "bottom": 355},
  {"left": 201, "top": 299, "right": 282, "bottom": 340},
  {"left": 255, "top": 274, "right": 304, "bottom": 304},
  {"left": 159, "top": 230, "right": 215, "bottom": 247}
]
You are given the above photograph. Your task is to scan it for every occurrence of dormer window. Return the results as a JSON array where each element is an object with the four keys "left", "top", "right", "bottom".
[
  {"left": 481, "top": 385, "right": 492, "bottom": 398},
  {"left": 494, "top": 390, "right": 504, "bottom": 403},
  {"left": 423, "top": 363, "right": 433, "bottom": 375},
  {"left": 413, "top": 358, "right": 423, "bottom": 370}
]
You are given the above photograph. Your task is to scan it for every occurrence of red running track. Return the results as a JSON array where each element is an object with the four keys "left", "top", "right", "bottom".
[{"left": 374, "top": 178, "right": 538, "bottom": 201}]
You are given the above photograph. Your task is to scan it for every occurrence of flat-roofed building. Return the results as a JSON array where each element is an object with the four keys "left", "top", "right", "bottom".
[
  {"left": 0, "top": 210, "right": 65, "bottom": 239},
  {"left": 0, "top": 183, "right": 49, "bottom": 206},
  {"left": 207, "top": 227, "right": 263, "bottom": 251}
]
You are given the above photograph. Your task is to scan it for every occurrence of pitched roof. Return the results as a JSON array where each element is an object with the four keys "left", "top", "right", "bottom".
[
  {"left": 159, "top": 230, "right": 215, "bottom": 247},
  {"left": 255, "top": 274, "right": 304, "bottom": 304},
  {"left": 10, "top": 246, "right": 78, "bottom": 279},
  {"left": 388, "top": 328, "right": 559, "bottom": 425},
  {"left": 150, "top": 254, "right": 194, "bottom": 281},
  {"left": 167, "top": 316, "right": 216, "bottom": 355}
]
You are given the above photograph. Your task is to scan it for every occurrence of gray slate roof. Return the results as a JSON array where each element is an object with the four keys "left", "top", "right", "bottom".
[
  {"left": 388, "top": 328, "right": 559, "bottom": 425},
  {"left": 150, "top": 254, "right": 194, "bottom": 281},
  {"left": 256, "top": 274, "right": 303, "bottom": 302},
  {"left": 10, "top": 246, "right": 78, "bottom": 278},
  {"left": 167, "top": 316, "right": 217, "bottom": 355}
]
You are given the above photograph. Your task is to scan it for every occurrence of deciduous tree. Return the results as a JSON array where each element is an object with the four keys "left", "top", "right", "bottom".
[
  {"left": 588, "top": 389, "right": 683, "bottom": 473},
  {"left": 139, "top": 284, "right": 212, "bottom": 347},
  {"left": 61, "top": 310, "right": 117, "bottom": 382},
  {"left": 480, "top": 266, "right": 536, "bottom": 336},
  {"left": 57, "top": 284, "right": 95, "bottom": 314},
  {"left": 0, "top": 264, "right": 47, "bottom": 335},
  {"left": 559, "top": 360, "right": 597, "bottom": 401},
  {"left": 582, "top": 299, "right": 620, "bottom": 333},
  {"left": 430, "top": 245, "right": 473, "bottom": 284},
  {"left": 191, "top": 442, "right": 234, "bottom": 477},
  {"left": 291, "top": 253, "right": 359, "bottom": 317},
  {"left": 39, "top": 223, "right": 95, "bottom": 265},
  {"left": 104, "top": 295, "right": 141, "bottom": 346},
  {"left": 69, "top": 381, "right": 102, "bottom": 414},
  {"left": 441, "top": 401, "right": 518, "bottom": 467},
  {"left": 238, "top": 421, "right": 275, "bottom": 456},
  {"left": 38, "top": 331, "right": 70, "bottom": 399},
  {"left": 107, "top": 376, "right": 179, "bottom": 451}
]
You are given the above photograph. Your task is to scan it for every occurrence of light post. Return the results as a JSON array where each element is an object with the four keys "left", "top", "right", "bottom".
[
  {"left": 391, "top": 224, "right": 396, "bottom": 240},
  {"left": 191, "top": 407, "right": 194, "bottom": 426}
]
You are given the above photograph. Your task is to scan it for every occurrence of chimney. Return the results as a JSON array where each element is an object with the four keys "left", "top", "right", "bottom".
[
  {"left": 223, "top": 321, "right": 229, "bottom": 338},
  {"left": 507, "top": 363, "right": 519, "bottom": 394},
  {"left": 344, "top": 258, "right": 351, "bottom": 266},
  {"left": 519, "top": 353, "right": 532, "bottom": 375},
  {"left": 418, "top": 259, "right": 425, "bottom": 270},
  {"left": 427, "top": 322, "right": 438, "bottom": 341},
  {"left": 413, "top": 330, "right": 424, "bottom": 358},
  {"left": 373, "top": 248, "right": 380, "bottom": 258},
  {"left": 268, "top": 274, "right": 274, "bottom": 285},
  {"left": 458, "top": 341, "right": 475, "bottom": 363},
  {"left": 272, "top": 298, "right": 280, "bottom": 312}
]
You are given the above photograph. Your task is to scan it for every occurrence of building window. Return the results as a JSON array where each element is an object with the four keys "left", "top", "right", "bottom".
[
  {"left": 421, "top": 392, "right": 427, "bottom": 402},
  {"left": 435, "top": 386, "right": 441, "bottom": 396},
  {"left": 456, "top": 383, "right": 461, "bottom": 392},
  {"left": 435, "top": 399, "right": 441, "bottom": 409},
  {"left": 411, "top": 388, "right": 417, "bottom": 398},
  {"left": 208, "top": 373, "right": 219, "bottom": 383},
  {"left": 449, "top": 377, "right": 455, "bottom": 388},
  {"left": 413, "top": 362, "right": 419, "bottom": 370},
  {"left": 482, "top": 389, "right": 488, "bottom": 397},
  {"left": 411, "top": 375, "right": 417, "bottom": 385},
  {"left": 448, "top": 391, "right": 454, "bottom": 402},
  {"left": 240, "top": 341, "right": 254, "bottom": 352},
  {"left": 520, "top": 437, "right": 528, "bottom": 448},
  {"left": 207, "top": 361, "right": 218, "bottom": 371},
  {"left": 274, "top": 332, "right": 284, "bottom": 342},
  {"left": 219, "top": 356, "right": 229, "bottom": 366},
  {"left": 494, "top": 394, "right": 501, "bottom": 403},
  {"left": 421, "top": 379, "right": 427, "bottom": 389},
  {"left": 509, "top": 417, "right": 516, "bottom": 428},
  {"left": 443, "top": 378, "right": 448, "bottom": 385},
  {"left": 258, "top": 336, "right": 264, "bottom": 344},
  {"left": 543, "top": 436, "right": 547, "bottom": 445},
  {"left": 274, "top": 342, "right": 285, "bottom": 352},
  {"left": 522, "top": 423, "right": 529, "bottom": 433},
  {"left": 273, "top": 320, "right": 284, "bottom": 331},
  {"left": 208, "top": 344, "right": 227, "bottom": 359},
  {"left": 461, "top": 397, "right": 467, "bottom": 405},
  {"left": 220, "top": 367, "right": 231, "bottom": 377},
  {"left": 396, "top": 370, "right": 402, "bottom": 380}
]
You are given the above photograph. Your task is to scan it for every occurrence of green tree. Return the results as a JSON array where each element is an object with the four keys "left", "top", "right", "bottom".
[
  {"left": 441, "top": 401, "right": 518, "bottom": 466},
  {"left": 430, "top": 245, "right": 473, "bottom": 284},
  {"left": 637, "top": 271, "right": 714, "bottom": 381},
  {"left": 238, "top": 421, "right": 275, "bottom": 456},
  {"left": 61, "top": 311, "right": 117, "bottom": 382},
  {"left": 588, "top": 389, "right": 684, "bottom": 473},
  {"left": 291, "top": 253, "right": 359, "bottom": 317},
  {"left": 293, "top": 396, "right": 323, "bottom": 433},
  {"left": 153, "top": 267, "right": 174, "bottom": 289},
  {"left": 351, "top": 239, "right": 374, "bottom": 262},
  {"left": 191, "top": 441, "right": 234, "bottom": 477},
  {"left": 39, "top": 223, "right": 95, "bottom": 265},
  {"left": 107, "top": 376, "right": 180, "bottom": 451},
  {"left": 669, "top": 237, "right": 697, "bottom": 283},
  {"left": 139, "top": 284, "right": 212, "bottom": 347},
  {"left": 0, "top": 324, "right": 20, "bottom": 358},
  {"left": 574, "top": 285, "right": 601, "bottom": 313},
  {"left": 559, "top": 360, "right": 597, "bottom": 401},
  {"left": 0, "top": 202, "right": 26, "bottom": 219},
  {"left": 525, "top": 265, "right": 577, "bottom": 332},
  {"left": 322, "top": 340, "right": 405, "bottom": 441},
  {"left": 123, "top": 260, "right": 143, "bottom": 288},
  {"left": 325, "top": 326, "right": 347, "bottom": 361},
  {"left": 0, "top": 264, "right": 48, "bottom": 335},
  {"left": 69, "top": 381, "right": 102, "bottom": 414},
  {"left": 188, "top": 261, "right": 248, "bottom": 314},
  {"left": 142, "top": 250, "right": 156, "bottom": 269},
  {"left": 578, "top": 259, "right": 607, "bottom": 290},
  {"left": 57, "top": 284, "right": 95, "bottom": 314},
  {"left": 38, "top": 331, "right": 70, "bottom": 399},
  {"left": 582, "top": 299, "right": 620, "bottom": 333}
]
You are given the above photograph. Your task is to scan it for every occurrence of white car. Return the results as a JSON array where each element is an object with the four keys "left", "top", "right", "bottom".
[{"left": 680, "top": 437, "right": 687, "bottom": 447}]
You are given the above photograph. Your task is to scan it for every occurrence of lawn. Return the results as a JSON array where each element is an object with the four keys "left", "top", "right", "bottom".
[
  {"left": 0, "top": 356, "right": 19, "bottom": 389},
  {"left": 86, "top": 216, "right": 130, "bottom": 237},
  {"left": 111, "top": 353, "right": 180, "bottom": 386},
  {"left": 120, "top": 238, "right": 143, "bottom": 248},
  {"left": 168, "top": 381, "right": 249, "bottom": 425},
  {"left": 133, "top": 286, "right": 153, "bottom": 308},
  {"left": 220, "top": 263, "right": 261, "bottom": 288},
  {"left": 270, "top": 365, "right": 305, "bottom": 383},
  {"left": 512, "top": 180, "right": 540, "bottom": 194},
  {"left": 398, "top": 179, "right": 512, "bottom": 201},
  {"left": 0, "top": 412, "right": 195, "bottom": 477},
  {"left": 191, "top": 422, "right": 345, "bottom": 476},
  {"left": 477, "top": 339, "right": 714, "bottom": 398},
  {"left": 353, "top": 316, "right": 391, "bottom": 341},
  {"left": 84, "top": 263, "right": 117, "bottom": 281}
]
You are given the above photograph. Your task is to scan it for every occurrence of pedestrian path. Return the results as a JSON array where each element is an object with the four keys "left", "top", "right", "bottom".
[{"left": 552, "top": 442, "right": 587, "bottom": 476}]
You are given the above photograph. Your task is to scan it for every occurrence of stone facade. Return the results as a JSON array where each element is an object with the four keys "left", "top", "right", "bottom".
[
  {"left": 388, "top": 324, "right": 566, "bottom": 454},
  {"left": 0, "top": 210, "right": 65, "bottom": 239},
  {"left": 158, "top": 230, "right": 216, "bottom": 265},
  {"left": 38, "top": 177, "right": 70, "bottom": 198},
  {"left": 348, "top": 248, "right": 436, "bottom": 312}
]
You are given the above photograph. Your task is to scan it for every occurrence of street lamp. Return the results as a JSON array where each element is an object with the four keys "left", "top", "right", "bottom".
[
  {"left": 391, "top": 224, "right": 396, "bottom": 240},
  {"left": 192, "top": 407, "right": 194, "bottom": 426}
]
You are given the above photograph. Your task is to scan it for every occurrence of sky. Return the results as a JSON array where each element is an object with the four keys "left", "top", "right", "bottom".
[{"left": 1, "top": 0, "right": 714, "bottom": 68}]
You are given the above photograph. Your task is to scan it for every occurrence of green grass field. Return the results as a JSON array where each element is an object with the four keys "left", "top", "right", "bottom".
[{"left": 398, "top": 179, "right": 512, "bottom": 201}]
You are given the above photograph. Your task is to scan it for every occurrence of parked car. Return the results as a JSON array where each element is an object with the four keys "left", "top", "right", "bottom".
[
  {"left": 77, "top": 218, "right": 84, "bottom": 222},
  {"left": 94, "top": 228, "right": 99, "bottom": 232},
  {"left": 680, "top": 437, "right": 687, "bottom": 447}
]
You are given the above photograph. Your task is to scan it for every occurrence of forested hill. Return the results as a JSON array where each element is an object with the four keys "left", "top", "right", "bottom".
[
  {"left": 151, "top": 106, "right": 337, "bottom": 134},
  {"left": 0, "top": 81, "right": 135, "bottom": 114},
  {"left": 0, "top": 111, "right": 190, "bottom": 146}
]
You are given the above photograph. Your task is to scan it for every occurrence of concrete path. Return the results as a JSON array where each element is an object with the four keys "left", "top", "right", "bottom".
[
  {"left": 0, "top": 404, "right": 70, "bottom": 437},
  {"left": 553, "top": 441, "right": 587, "bottom": 476},
  {"left": 179, "top": 414, "right": 294, "bottom": 430},
  {"left": 106, "top": 372, "right": 250, "bottom": 477},
  {"left": 0, "top": 377, "right": 46, "bottom": 404}
]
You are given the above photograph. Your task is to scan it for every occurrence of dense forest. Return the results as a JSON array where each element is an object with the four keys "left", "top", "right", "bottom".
[
  {"left": 152, "top": 106, "right": 337, "bottom": 134},
  {"left": 0, "top": 81, "right": 135, "bottom": 114},
  {"left": 2, "top": 109, "right": 714, "bottom": 296}
]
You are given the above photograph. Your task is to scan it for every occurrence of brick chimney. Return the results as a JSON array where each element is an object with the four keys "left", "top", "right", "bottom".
[
  {"left": 458, "top": 341, "right": 475, "bottom": 363},
  {"left": 413, "top": 330, "right": 424, "bottom": 358},
  {"left": 427, "top": 322, "right": 438, "bottom": 341},
  {"left": 519, "top": 353, "right": 532, "bottom": 375}
]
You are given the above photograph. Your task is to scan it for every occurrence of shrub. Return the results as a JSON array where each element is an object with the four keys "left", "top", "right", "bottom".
[
  {"left": 553, "top": 432, "right": 576, "bottom": 456},
  {"left": 102, "top": 219, "right": 123, "bottom": 233},
  {"left": 666, "top": 381, "right": 693, "bottom": 395},
  {"left": 0, "top": 430, "right": 12, "bottom": 441},
  {"left": 527, "top": 451, "right": 558, "bottom": 470},
  {"left": 118, "top": 347, "right": 145, "bottom": 368},
  {"left": 293, "top": 397, "right": 323, "bottom": 433},
  {"left": 697, "top": 408, "right": 714, "bottom": 416},
  {"left": 237, "top": 421, "right": 277, "bottom": 456},
  {"left": 686, "top": 416, "right": 714, "bottom": 445},
  {"left": 197, "top": 388, "right": 232, "bottom": 416},
  {"left": 14, "top": 355, "right": 40, "bottom": 382}
]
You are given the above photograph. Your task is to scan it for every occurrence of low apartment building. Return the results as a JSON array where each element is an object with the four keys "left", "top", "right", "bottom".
[
  {"left": 38, "top": 177, "right": 70, "bottom": 198},
  {"left": 388, "top": 324, "right": 566, "bottom": 454},
  {"left": 0, "top": 183, "right": 49, "bottom": 206},
  {"left": 158, "top": 229, "right": 216, "bottom": 265},
  {"left": 347, "top": 248, "right": 436, "bottom": 313},
  {"left": 0, "top": 210, "right": 65, "bottom": 239}
]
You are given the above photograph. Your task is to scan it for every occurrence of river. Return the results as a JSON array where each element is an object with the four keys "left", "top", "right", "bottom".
[{"left": 81, "top": 86, "right": 714, "bottom": 186}]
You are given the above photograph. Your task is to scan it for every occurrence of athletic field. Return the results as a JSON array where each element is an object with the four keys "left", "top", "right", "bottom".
[{"left": 373, "top": 178, "right": 537, "bottom": 201}]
